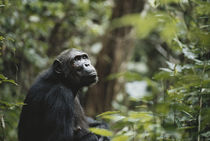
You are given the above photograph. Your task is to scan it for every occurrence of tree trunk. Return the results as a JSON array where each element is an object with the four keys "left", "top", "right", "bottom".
[{"left": 85, "top": 0, "right": 145, "bottom": 116}]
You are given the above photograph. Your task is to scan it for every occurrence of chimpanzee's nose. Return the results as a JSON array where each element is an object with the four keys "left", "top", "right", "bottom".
[{"left": 84, "top": 63, "right": 90, "bottom": 67}]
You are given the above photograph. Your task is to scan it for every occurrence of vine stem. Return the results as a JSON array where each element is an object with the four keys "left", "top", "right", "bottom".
[
  {"left": 0, "top": 114, "right": 5, "bottom": 141},
  {"left": 198, "top": 58, "right": 206, "bottom": 141},
  {"left": 197, "top": 96, "right": 202, "bottom": 141}
]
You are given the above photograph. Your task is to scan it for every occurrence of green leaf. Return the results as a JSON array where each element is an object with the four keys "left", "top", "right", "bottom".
[
  {"left": 97, "top": 111, "right": 120, "bottom": 117},
  {"left": 182, "top": 110, "right": 193, "bottom": 118},
  {"left": 128, "top": 111, "right": 153, "bottom": 122},
  {"left": 202, "top": 79, "right": 210, "bottom": 87},
  {"left": 3, "top": 79, "right": 18, "bottom": 85},
  {"left": 0, "top": 101, "right": 24, "bottom": 110},
  {"left": 112, "top": 135, "right": 129, "bottom": 141},
  {"left": 160, "top": 20, "right": 178, "bottom": 43},
  {"left": 15, "top": 102, "right": 25, "bottom": 106},
  {"left": 111, "top": 14, "right": 158, "bottom": 38},
  {"left": 0, "top": 36, "right": 5, "bottom": 41},
  {"left": 195, "top": 2, "right": 210, "bottom": 15},
  {"left": 156, "top": 103, "right": 170, "bottom": 115},
  {"left": 0, "top": 100, "right": 11, "bottom": 107},
  {"left": 201, "top": 131, "right": 210, "bottom": 138},
  {"left": 182, "top": 47, "right": 198, "bottom": 61},
  {"left": 153, "top": 71, "right": 171, "bottom": 80},
  {"left": 160, "top": 68, "right": 173, "bottom": 73},
  {"left": 0, "top": 74, "right": 17, "bottom": 85},
  {"left": 89, "top": 128, "right": 113, "bottom": 137},
  {"left": 123, "top": 72, "right": 142, "bottom": 81},
  {"left": 159, "top": 0, "right": 180, "bottom": 4},
  {"left": 0, "top": 74, "right": 7, "bottom": 80}
]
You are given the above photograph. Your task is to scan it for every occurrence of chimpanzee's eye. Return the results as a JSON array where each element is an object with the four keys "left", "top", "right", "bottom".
[
  {"left": 74, "top": 56, "right": 81, "bottom": 61},
  {"left": 82, "top": 54, "right": 88, "bottom": 59}
]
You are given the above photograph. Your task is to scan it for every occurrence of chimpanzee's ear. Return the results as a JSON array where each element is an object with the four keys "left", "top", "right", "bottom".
[{"left": 53, "top": 59, "right": 62, "bottom": 74}]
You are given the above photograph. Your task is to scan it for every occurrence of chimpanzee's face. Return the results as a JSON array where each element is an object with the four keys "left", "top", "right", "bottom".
[
  {"left": 53, "top": 49, "right": 98, "bottom": 87},
  {"left": 68, "top": 50, "right": 98, "bottom": 86}
]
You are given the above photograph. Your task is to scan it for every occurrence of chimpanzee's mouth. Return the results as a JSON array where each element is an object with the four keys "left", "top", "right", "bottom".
[
  {"left": 86, "top": 72, "right": 98, "bottom": 83},
  {"left": 89, "top": 72, "right": 97, "bottom": 77}
]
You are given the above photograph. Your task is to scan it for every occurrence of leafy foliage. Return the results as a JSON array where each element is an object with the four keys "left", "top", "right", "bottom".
[
  {"left": 1, "top": 0, "right": 210, "bottom": 141},
  {"left": 0, "top": 0, "right": 111, "bottom": 140},
  {"left": 89, "top": 128, "right": 113, "bottom": 137},
  {"left": 91, "top": 0, "right": 210, "bottom": 140}
]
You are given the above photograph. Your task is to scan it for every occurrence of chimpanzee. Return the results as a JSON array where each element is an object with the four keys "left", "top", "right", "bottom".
[{"left": 18, "top": 49, "right": 109, "bottom": 141}]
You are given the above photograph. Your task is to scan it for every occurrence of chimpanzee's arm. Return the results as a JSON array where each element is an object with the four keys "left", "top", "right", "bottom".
[
  {"left": 43, "top": 85, "right": 98, "bottom": 141},
  {"left": 43, "top": 85, "right": 75, "bottom": 141}
]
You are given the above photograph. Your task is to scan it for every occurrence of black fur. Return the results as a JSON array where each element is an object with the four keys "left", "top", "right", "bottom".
[{"left": 18, "top": 49, "right": 106, "bottom": 141}]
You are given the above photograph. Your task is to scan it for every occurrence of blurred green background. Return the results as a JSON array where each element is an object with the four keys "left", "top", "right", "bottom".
[{"left": 1, "top": 0, "right": 210, "bottom": 140}]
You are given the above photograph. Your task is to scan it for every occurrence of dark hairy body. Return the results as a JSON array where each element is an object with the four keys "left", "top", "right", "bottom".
[{"left": 18, "top": 49, "right": 109, "bottom": 141}]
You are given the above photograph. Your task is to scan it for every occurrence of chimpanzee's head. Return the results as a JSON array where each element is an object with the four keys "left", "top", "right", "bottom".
[{"left": 53, "top": 49, "right": 98, "bottom": 88}]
